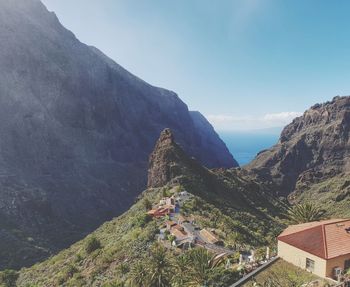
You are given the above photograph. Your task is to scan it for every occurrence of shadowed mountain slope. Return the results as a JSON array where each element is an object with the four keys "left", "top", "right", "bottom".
[{"left": 0, "top": 0, "right": 236, "bottom": 269}]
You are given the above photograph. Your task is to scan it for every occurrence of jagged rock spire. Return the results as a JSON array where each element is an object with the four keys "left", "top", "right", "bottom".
[
  {"left": 147, "top": 128, "right": 178, "bottom": 188},
  {"left": 147, "top": 128, "right": 207, "bottom": 188}
]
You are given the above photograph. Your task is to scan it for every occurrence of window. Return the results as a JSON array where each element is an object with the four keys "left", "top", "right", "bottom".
[
  {"left": 306, "top": 258, "right": 315, "bottom": 272},
  {"left": 345, "top": 259, "right": 350, "bottom": 270}
]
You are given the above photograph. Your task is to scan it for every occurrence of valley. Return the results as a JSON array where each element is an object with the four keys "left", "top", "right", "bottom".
[{"left": 0, "top": 1, "right": 349, "bottom": 286}]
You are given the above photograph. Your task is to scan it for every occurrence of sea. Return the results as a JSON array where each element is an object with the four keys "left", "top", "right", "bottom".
[{"left": 219, "top": 128, "right": 281, "bottom": 166}]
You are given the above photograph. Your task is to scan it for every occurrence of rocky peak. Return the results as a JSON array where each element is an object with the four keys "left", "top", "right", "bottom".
[
  {"left": 157, "top": 128, "right": 175, "bottom": 146},
  {"left": 247, "top": 96, "right": 350, "bottom": 196},
  {"left": 280, "top": 96, "right": 350, "bottom": 143},
  {"left": 147, "top": 129, "right": 206, "bottom": 188}
]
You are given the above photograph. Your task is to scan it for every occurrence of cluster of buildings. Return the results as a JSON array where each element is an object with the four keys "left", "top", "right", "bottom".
[
  {"left": 161, "top": 214, "right": 224, "bottom": 249},
  {"left": 278, "top": 219, "right": 350, "bottom": 283},
  {"left": 147, "top": 188, "right": 350, "bottom": 285},
  {"left": 147, "top": 191, "right": 190, "bottom": 218},
  {"left": 162, "top": 216, "right": 196, "bottom": 249},
  {"left": 146, "top": 190, "right": 228, "bottom": 252}
]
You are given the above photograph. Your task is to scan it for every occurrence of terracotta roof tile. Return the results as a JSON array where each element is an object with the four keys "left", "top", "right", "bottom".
[
  {"left": 278, "top": 219, "right": 343, "bottom": 237},
  {"left": 278, "top": 219, "right": 350, "bottom": 259}
]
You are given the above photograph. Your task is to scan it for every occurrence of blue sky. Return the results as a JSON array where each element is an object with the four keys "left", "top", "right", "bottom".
[{"left": 41, "top": 0, "right": 350, "bottom": 130}]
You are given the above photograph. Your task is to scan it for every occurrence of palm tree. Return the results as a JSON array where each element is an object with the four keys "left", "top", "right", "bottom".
[
  {"left": 286, "top": 202, "right": 325, "bottom": 224},
  {"left": 185, "top": 248, "right": 225, "bottom": 287},
  {"left": 148, "top": 245, "right": 173, "bottom": 287},
  {"left": 130, "top": 262, "right": 149, "bottom": 287},
  {"left": 172, "top": 254, "right": 190, "bottom": 287}
]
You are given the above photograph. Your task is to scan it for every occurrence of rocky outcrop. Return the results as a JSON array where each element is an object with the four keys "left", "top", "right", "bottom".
[
  {"left": 246, "top": 96, "right": 350, "bottom": 196},
  {"left": 0, "top": 0, "right": 236, "bottom": 268},
  {"left": 147, "top": 129, "right": 209, "bottom": 188},
  {"left": 147, "top": 129, "right": 282, "bottom": 217}
]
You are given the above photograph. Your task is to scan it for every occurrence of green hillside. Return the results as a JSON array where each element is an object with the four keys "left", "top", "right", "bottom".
[
  {"left": 16, "top": 174, "right": 285, "bottom": 286},
  {"left": 292, "top": 174, "right": 350, "bottom": 218},
  {"left": 15, "top": 129, "right": 286, "bottom": 286}
]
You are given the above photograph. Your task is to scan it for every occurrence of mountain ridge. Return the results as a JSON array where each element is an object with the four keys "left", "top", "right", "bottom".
[
  {"left": 246, "top": 96, "right": 350, "bottom": 216},
  {"left": 0, "top": 0, "right": 236, "bottom": 269}
]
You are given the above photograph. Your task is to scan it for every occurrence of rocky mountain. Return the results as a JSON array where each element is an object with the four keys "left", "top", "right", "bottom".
[
  {"left": 147, "top": 128, "right": 210, "bottom": 189},
  {"left": 17, "top": 129, "right": 283, "bottom": 287},
  {"left": 246, "top": 96, "right": 350, "bottom": 215},
  {"left": 0, "top": 0, "right": 236, "bottom": 269}
]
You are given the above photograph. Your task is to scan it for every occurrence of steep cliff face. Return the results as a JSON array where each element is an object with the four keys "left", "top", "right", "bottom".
[
  {"left": 0, "top": 0, "right": 236, "bottom": 268},
  {"left": 189, "top": 111, "right": 239, "bottom": 168},
  {"left": 246, "top": 96, "right": 350, "bottom": 197},
  {"left": 147, "top": 129, "right": 210, "bottom": 189}
]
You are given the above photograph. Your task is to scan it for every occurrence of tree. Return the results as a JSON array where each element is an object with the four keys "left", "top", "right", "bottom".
[
  {"left": 134, "top": 214, "right": 152, "bottom": 227},
  {"left": 85, "top": 236, "right": 102, "bottom": 254},
  {"left": 0, "top": 269, "right": 18, "bottom": 287},
  {"left": 143, "top": 198, "right": 153, "bottom": 211},
  {"left": 185, "top": 248, "right": 224, "bottom": 286},
  {"left": 286, "top": 202, "right": 325, "bottom": 224},
  {"left": 172, "top": 254, "right": 190, "bottom": 287},
  {"left": 209, "top": 208, "right": 221, "bottom": 228},
  {"left": 147, "top": 245, "right": 173, "bottom": 287},
  {"left": 130, "top": 262, "right": 150, "bottom": 287}
]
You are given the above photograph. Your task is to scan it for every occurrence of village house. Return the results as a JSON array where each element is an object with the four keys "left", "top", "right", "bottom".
[
  {"left": 177, "top": 215, "right": 194, "bottom": 225},
  {"left": 177, "top": 215, "right": 188, "bottom": 225},
  {"left": 170, "top": 227, "right": 188, "bottom": 241},
  {"left": 278, "top": 219, "right": 350, "bottom": 281},
  {"left": 164, "top": 220, "right": 177, "bottom": 230},
  {"left": 147, "top": 205, "right": 175, "bottom": 218},
  {"left": 147, "top": 192, "right": 190, "bottom": 219},
  {"left": 168, "top": 223, "right": 195, "bottom": 249},
  {"left": 147, "top": 196, "right": 178, "bottom": 218},
  {"left": 159, "top": 196, "right": 175, "bottom": 206},
  {"left": 177, "top": 214, "right": 195, "bottom": 224},
  {"left": 163, "top": 221, "right": 189, "bottom": 240},
  {"left": 200, "top": 228, "right": 223, "bottom": 246}
]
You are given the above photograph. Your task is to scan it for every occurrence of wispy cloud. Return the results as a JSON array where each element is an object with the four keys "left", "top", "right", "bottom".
[
  {"left": 207, "top": 111, "right": 302, "bottom": 131},
  {"left": 263, "top": 111, "right": 303, "bottom": 122}
]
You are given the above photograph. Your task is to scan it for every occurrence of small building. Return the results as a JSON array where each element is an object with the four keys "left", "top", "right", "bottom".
[
  {"left": 172, "top": 224, "right": 185, "bottom": 232},
  {"left": 147, "top": 205, "right": 174, "bottom": 218},
  {"left": 147, "top": 208, "right": 165, "bottom": 218},
  {"left": 278, "top": 219, "right": 350, "bottom": 280},
  {"left": 178, "top": 215, "right": 189, "bottom": 225},
  {"left": 164, "top": 220, "right": 177, "bottom": 230},
  {"left": 170, "top": 227, "right": 188, "bottom": 241},
  {"left": 159, "top": 197, "right": 175, "bottom": 206},
  {"left": 200, "top": 229, "right": 223, "bottom": 245}
]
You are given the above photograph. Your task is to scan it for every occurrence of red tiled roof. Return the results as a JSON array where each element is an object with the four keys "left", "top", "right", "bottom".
[{"left": 278, "top": 219, "right": 350, "bottom": 259}]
